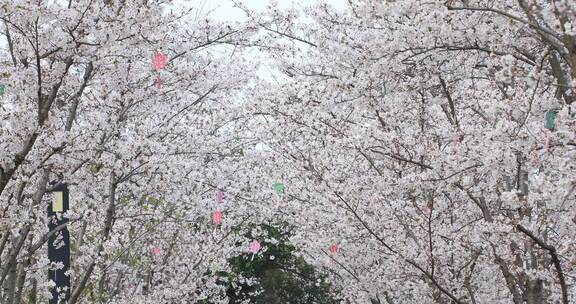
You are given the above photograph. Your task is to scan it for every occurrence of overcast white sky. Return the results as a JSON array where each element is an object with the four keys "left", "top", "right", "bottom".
[
  {"left": 170, "top": 0, "right": 350, "bottom": 82},
  {"left": 175, "top": 0, "right": 348, "bottom": 21}
]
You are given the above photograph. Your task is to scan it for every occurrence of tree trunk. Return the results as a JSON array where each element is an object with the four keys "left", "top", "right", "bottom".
[
  {"left": 3, "top": 262, "right": 17, "bottom": 304},
  {"left": 12, "top": 235, "right": 33, "bottom": 304},
  {"left": 524, "top": 279, "right": 545, "bottom": 304}
]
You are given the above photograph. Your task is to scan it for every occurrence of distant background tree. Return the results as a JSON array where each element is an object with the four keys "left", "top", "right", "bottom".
[{"left": 210, "top": 223, "right": 341, "bottom": 304}]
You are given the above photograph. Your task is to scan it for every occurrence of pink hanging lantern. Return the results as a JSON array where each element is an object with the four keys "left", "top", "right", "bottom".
[
  {"left": 329, "top": 244, "right": 338, "bottom": 253},
  {"left": 215, "top": 191, "right": 224, "bottom": 204},
  {"left": 212, "top": 211, "right": 222, "bottom": 225},
  {"left": 152, "top": 246, "right": 161, "bottom": 256},
  {"left": 152, "top": 51, "right": 167, "bottom": 71},
  {"left": 249, "top": 240, "right": 261, "bottom": 254}
]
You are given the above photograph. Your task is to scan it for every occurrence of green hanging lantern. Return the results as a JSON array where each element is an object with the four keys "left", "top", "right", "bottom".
[
  {"left": 272, "top": 182, "right": 285, "bottom": 195},
  {"left": 545, "top": 110, "right": 555, "bottom": 130},
  {"left": 0, "top": 84, "right": 5, "bottom": 96}
]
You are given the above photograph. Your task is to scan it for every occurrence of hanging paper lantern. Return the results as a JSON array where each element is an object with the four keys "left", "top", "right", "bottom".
[
  {"left": 249, "top": 240, "right": 261, "bottom": 254},
  {"left": 329, "top": 244, "right": 338, "bottom": 253},
  {"left": 272, "top": 182, "right": 284, "bottom": 195},
  {"left": 215, "top": 191, "right": 224, "bottom": 204},
  {"left": 545, "top": 110, "right": 555, "bottom": 130},
  {"left": 212, "top": 211, "right": 222, "bottom": 225},
  {"left": 152, "top": 246, "right": 161, "bottom": 256},
  {"left": 152, "top": 52, "right": 167, "bottom": 71}
]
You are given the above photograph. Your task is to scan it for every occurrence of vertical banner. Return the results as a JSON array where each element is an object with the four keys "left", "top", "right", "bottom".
[{"left": 48, "top": 183, "right": 71, "bottom": 304}]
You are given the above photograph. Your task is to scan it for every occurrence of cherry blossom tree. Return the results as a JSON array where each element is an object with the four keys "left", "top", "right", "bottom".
[
  {"left": 2, "top": 0, "right": 575, "bottom": 303},
  {"left": 0, "top": 1, "right": 267, "bottom": 303},
  {"left": 240, "top": 0, "right": 576, "bottom": 303}
]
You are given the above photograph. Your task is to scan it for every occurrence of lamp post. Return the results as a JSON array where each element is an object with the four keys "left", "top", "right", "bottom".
[{"left": 48, "top": 183, "right": 70, "bottom": 304}]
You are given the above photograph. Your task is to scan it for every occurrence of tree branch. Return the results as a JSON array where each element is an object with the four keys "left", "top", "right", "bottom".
[
  {"left": 3, "top": 20, "right": 18, "bottom": 67},
  {"left": 516, "top": 224, "right": 569, "bottom": 304},
  {"left": 333, "top": 192, "right": 465, "bottom": 304},
  {"left": 439, "top": 75, "right": 459, "bottom": 129},
  {"left": 369, "top": 148, "right": 433, "bottom": 170},
  {"left": 65, "top": 62, "right": 93, "bottom": 131},
  {"left": 446, "top": 5, "right": 563, "bottom": 48}
]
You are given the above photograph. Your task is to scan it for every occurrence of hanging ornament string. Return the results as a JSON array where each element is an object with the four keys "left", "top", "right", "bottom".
[
  {"left": 151, "top": 51, "right": 167, "bottom": 90},
  {"left": 544, "top": 132, "right": 551, "bottom": 152}
]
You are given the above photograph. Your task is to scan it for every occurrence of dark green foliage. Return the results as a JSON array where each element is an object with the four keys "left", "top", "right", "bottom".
[{"left": 215, "top": 223, "right": 341, "bottom": 304}]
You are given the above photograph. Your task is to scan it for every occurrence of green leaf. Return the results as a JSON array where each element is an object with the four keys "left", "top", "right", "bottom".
[{"left": 215, "top": 223, "right": 340, "bottom": 303}]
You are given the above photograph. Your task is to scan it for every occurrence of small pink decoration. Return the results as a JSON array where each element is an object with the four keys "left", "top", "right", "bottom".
[
  {"left": 152, "top": 52, "right": 167, "bottom": 71},
  {"left": 329, "top": 244, "right": 338, "bottom": 253},
  {"left": 212, "top": 211, "right": 222, "bottom": 225},
  {"left": 215, "top": 191, "right": 224, "bottom": 204},
  {"left": 249, "top": 240, "right": 261, "bottom": 254},
  {"left": 152, "top": 246, "right": 161, "bottom": 256},
  {"left": 422, "top": 202, "right": 431, "bottom": 215}
]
